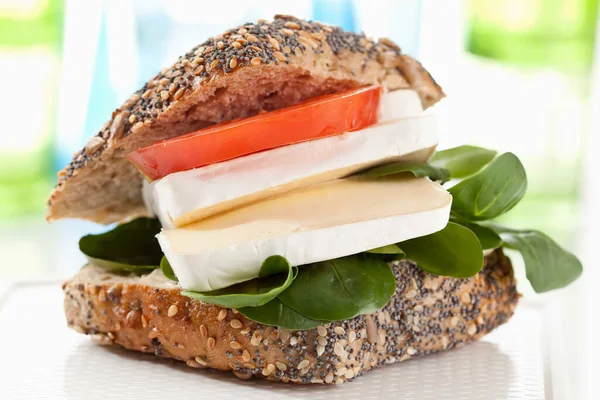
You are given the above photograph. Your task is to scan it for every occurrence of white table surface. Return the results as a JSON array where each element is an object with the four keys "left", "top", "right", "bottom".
[{"left": 0, "top": 278, "right": 570, "bottom": 400}]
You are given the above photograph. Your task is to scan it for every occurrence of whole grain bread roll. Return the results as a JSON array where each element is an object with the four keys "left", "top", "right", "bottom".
[
  {"left": 64, "top": 249, "right": 519, "bottom": 384},
  {"left": 47, "top": 14, "right": 444, "bottom": 224}
]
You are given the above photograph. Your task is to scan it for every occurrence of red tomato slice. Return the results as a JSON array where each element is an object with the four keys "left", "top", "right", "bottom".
[{"left": 128, "top": 85, "right": 382, "bottom": 180}]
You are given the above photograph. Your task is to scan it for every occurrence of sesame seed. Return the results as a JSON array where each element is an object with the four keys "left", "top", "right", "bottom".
[
  {"left": 246, "top": 34, "right": 258, "bottom": 42},
  {"left": 194, "top": 65, "right": 205, "bottom": 75},
  {"left": 276, "top": 361, "right": 287, "bottom": 371},
  {"left": 84, "top": 136, "right": 105, "bottom": 156},
  {"left": 210, "top": 60, "right": 219, "bottom": 70},
  {"left": 441, "top": 335, "right": 449, "bottom": 348},
  {"left": 294, "top": 47, "right": 303, "bottom": 57},
  {"left": 451, "top": 316, "right": 459, "bottom": 326},
  {"left": 317, "top": 345, "right": 325, "bottom": 356},
  {"left": 269, "top": 38, "right": 280, "bottom": 50},
  {"left": 317, "top": 336, "right": 327, "bottom": 346},
  {"left": 284, "top": 21, "right": 300, "bottom": 29},
  {"left": 195, "top": 355, "right": 207, "bottom": 365},
  {"left": 279, "top": 330, "right": 291, "bottom": 343},
  {"left": 229, "top": 56, "right": 238, "bottom": 69},
  {"left": 273, "top": 51, "right": 286, "bottom": 63},
  {"left": 218, "top": 309, "right": 227, "bottom": 321},
  {"left": 335, "top": 378, "right": 344, "bottom": 385},
  {"left": 160, "top": 91, "right": 170, "bottom": 101},
  {"left": 250, "top": 332, "right": 262, "bottom": 346},
  {"left": 230, "top": 319, "right": 243, "bottom": 329},
  {"left": 317, "top": 326, "right": 327, "bottom": 337},
  {"left": 281, "top": 28, "right": 294, "bottom": 37},
  {"left": 141, "top": 315, "right": 148, "bottom": 328},
  {"left": 300, "top": 367, "right": 310, "bottom": 375},
  {"left": 217, "top": 41, "right": 224, "bottom": 49},
  {"left": 325, "top": 373, "right": 334, "bottom": 383},
  {"left": 200, "top": 324, "right": 207, "bottom": 337},
  {"left": 297, "top": 359, "right": 310, "bottom": 370},
  {"left": 207, "top": 337, "right": 215, "bottom": 351},
  {"left": 334, "top": 327, "right": 346, "bottom": 335},
  {"left": 233, "top": 370, "right": 252, "bottom": 380},
  {"left": 128, "top": 114, "right": 137, "bottom": 124},
  {"left": 406, "top": 346, "right": 417, "bottom": 355},
  {"left": 298, "top": 36, "right": 318, "bottom": 49},
  {"left": 461, "top": 292, "right": 471, "bottom": 303},
  {"left": 203, "top": 46, "right": 214, "bottom": 54},
  {"left": 249, "top": 45, "right": 262, "bottom": 52},
  {"left": 344, "top": 369, "right": 355, "bottom": 379},
  {"left": 290, "top": 336, "right": 298, "bottom": 346},
  {"left": 173, "top": 87, "right": 185, "bottom": 100},
  {"left": 231, "top": 41, "right": 242, "bottom": 50},
  {"left": 322, "top": 25, "right": 333, "bottom": 33},
  {"left": 414, "top": 304, "right": 424, "bottom": 312},
  {"left": 379, "top": 37, "right": 400, "bottom": 50},
  {"left": 240, "top": 327, "right": 251, "bottom": 335},
  {"left": 283, "top": 46, "right": 291, "bottom": 54},
  {"left": 230, "top": 341, "right": 242, "bottom": 350},
  {"left": 267, "top": 363, "right": 276, "bottom": 373},
  {"left": 243, "top": 362, "right": 255, "bottom": 369},
  {"left": 241, "top": 349, "right": 251, "bottom": 362},
  {"left": 167, "top": 305, "right": 178, "bottom": 317},
  {"left": 261, "top": 368, "right": 270, "bottom": 376},
  {"left": 107, "top": 332, "right": 115, "bottom": 340},
  {"left": 159, "top": 78, "right": 169, "bottom": 86},
  {"left": 238, "top": 28, "right": 247, "bottom": 34},
  {"left": 250, "top": 57, "right": 262, "bottom": 66},
  {"left": 348, "top": 331, "right": 356, "bottom": 343},
  {"left": 405, "top": 289, "right": 417, "bottom": 299},
  {"left": 334, "top": 342, "right": 344, "bottom": 357},
  {"left": 467, "top": 323, "right": 477, "bottom": 335}
]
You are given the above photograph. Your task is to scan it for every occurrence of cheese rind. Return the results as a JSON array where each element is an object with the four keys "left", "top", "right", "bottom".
[
  {"left": 158, "top": 176, "right": 452, "bottom": 292},
  {"left": 146, "top": 114, "right": 438, "bottom": 228}
]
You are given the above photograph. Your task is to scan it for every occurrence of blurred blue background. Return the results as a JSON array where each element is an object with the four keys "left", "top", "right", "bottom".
[{"left": 1, "top": 1, "right": 599, "bottom": 396}]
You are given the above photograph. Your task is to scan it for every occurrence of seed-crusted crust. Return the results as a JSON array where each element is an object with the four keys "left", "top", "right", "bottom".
[
  {"left": 47, "top": 15, "right": 445, "bottom": 224},
  {"left": 64, "top": 249, "right": 518, "bottom": 385}
]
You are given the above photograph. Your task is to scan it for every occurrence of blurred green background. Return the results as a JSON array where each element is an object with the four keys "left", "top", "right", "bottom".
[{"left": 0, "top": 0, "right": 597, "bottom": 279}]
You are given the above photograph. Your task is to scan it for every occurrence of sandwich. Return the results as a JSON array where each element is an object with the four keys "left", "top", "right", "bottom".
[{"left": 50, "top": 15, "right": 582, "bottom": 384}]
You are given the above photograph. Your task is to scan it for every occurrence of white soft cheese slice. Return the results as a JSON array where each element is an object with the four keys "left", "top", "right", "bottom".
[
  {"left": 145, "top": 113, "right": 438, "bottom": 228},
  {"left": 157, "top": 176, "right": 452, "bottom": 292}
]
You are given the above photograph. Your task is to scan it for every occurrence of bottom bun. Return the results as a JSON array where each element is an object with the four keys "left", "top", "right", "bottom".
[{"left": 63, "top": 249, "right": 519, "bottom": 384}]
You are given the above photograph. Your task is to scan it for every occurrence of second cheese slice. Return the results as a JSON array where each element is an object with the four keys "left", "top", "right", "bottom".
[{"left": 158, "top": 176, "right": 452, "bottom": 292}]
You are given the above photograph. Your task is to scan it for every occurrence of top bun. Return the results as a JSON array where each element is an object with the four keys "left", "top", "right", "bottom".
[{"left": 47, "top": 14, "right": 445, "bottom": 224}]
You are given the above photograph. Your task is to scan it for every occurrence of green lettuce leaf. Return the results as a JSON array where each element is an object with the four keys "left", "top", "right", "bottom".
[{"left": 79, "top": 217, "right": 162, "bottom": 275}]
